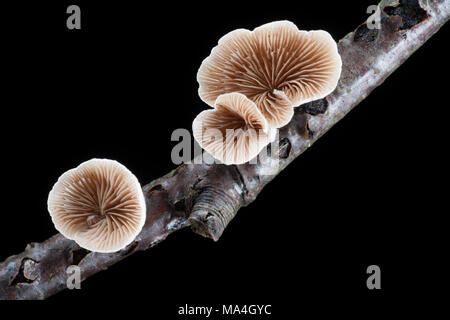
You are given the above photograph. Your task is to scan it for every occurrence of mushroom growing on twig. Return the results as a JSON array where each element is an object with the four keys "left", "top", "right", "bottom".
[
  {"left": 193, "top": 92, "right": 276, "bottom": 165},
  {"left": 47, "top": 159, "right": 146, "bottom": 253},
  {"left": 197, "top": 20, "right": 342, "bottom": 128}
]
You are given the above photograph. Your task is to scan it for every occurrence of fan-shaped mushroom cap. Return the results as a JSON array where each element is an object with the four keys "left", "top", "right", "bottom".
[
  {"left": 47, "top": 159, "right": 146, "bottom": 253},
  {"left": 197, "top": 20, "right": 342, "bottom": 128},
  {"left": 193, "top": 92, "right": 276, "bottom": 165}
]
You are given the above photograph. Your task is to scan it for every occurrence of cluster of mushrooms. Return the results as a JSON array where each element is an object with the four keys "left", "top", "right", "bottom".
[
  {"left": 194, "top": 20, "right": 342, "bottom": 164},
  {"left": 47, "top": 21, "right": 342, "bottom": 253}
]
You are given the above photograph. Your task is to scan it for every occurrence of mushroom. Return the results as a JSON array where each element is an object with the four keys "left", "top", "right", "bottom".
[
  {"left": 197, "top": 20, "right": 342, "bottom": 128},
  {"left": 193, "top": 92, "right": 276, "bottom": 165},
  {"left": 47, "top": 158, "right": 146, "bottom": 253}
]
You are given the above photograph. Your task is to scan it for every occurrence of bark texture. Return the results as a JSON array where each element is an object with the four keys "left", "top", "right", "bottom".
[{"left": 1, "top": 0, "right": 448, "bottom": 300}]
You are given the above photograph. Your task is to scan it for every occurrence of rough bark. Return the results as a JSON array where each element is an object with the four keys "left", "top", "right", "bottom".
[{"left": 1, "top": 0, "right": 448, "bottom": 300}]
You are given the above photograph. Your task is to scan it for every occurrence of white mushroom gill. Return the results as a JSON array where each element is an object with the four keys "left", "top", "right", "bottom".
[
  {"left": 193, "top": 92, "right": 276, "bottom": 165},
  {"left": 197, "top": 20, "right": 342, "bottom": 128},
  {"left": 47, "top": 158, "right": 146, "bottom": 253}
]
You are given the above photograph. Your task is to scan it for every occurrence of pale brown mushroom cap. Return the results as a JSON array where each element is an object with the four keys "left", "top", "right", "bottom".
[
  {"left": 193, "top": 92, "right": 276, "bottom": 165},
  {"left": 197, "top": 20, "right": 342, "bottom": 128},
  {"left": 47, "top": 159, "right": 146, "bottom": 253}
]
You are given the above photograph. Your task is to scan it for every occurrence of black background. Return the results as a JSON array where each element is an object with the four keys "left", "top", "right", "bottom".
[{"left": 1, "top": 0, "right": 448, "bottom": 315}]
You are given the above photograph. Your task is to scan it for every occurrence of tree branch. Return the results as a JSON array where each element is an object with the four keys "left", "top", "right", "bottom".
[{"left": 1, "top": 0, "right": 448, "bottom": 300}]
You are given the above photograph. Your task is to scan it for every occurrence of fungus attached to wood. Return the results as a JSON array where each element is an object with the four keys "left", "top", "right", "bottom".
[
  {"left": 193, "top": 92, "right": 276, "bottom": 165},
  {"left": 197, "top": 20, "right": 342, "bottom": 128},
  {"left": 1, "top": 0, "right": 448, "bottom": 300},
  {"left": 47, "top": 159, "right": 146, "bottom": 253}
]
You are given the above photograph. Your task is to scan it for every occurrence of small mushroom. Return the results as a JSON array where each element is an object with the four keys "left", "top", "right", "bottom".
[
  {"left": 197, "top": 20, "right": 342, "bottom": 128},
  {"left": 193, "top": 92, "right": 276, "bottom": 165},
  {"left": 47, "top": 159, "right": 146, "bottom": 253}
]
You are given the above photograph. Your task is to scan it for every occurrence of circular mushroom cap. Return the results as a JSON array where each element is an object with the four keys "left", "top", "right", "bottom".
[
  {"left": 193, "top": 92, "right": 276, "bottom": 165},
  {"left": 47, "top": 159, "right": 146, "bottom": 253},
  {"left": 197, "top": 20, "right": 342, "bottom": 128}
]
